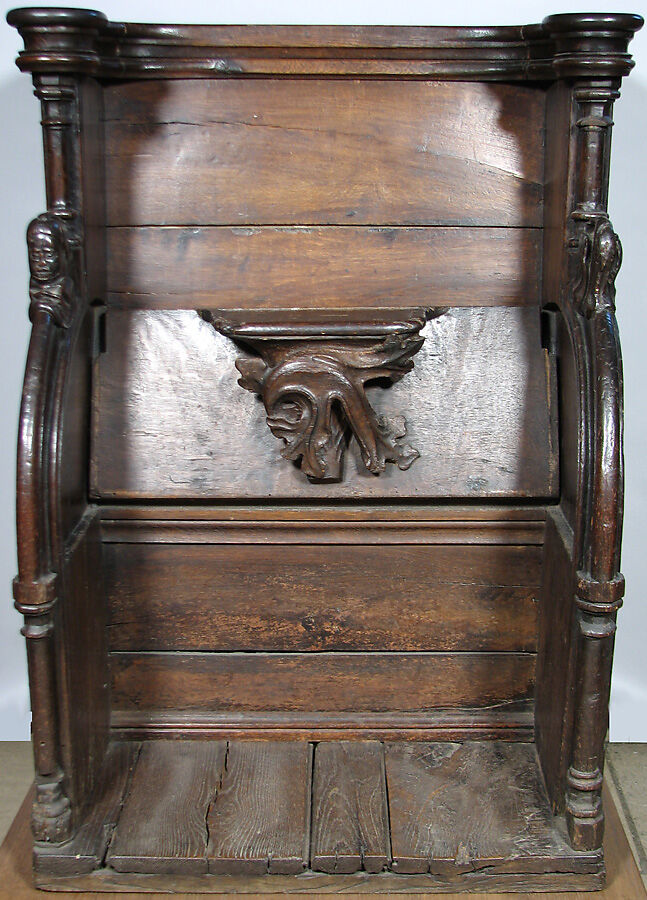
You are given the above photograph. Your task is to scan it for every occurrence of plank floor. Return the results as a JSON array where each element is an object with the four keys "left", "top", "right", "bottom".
[{"left": 34, "top": 740, "right": 606, "bottom": 891}]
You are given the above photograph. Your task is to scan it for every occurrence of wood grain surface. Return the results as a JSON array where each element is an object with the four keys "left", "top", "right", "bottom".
[
  {"left": 34, "top": 741, "right": 140, "bottom": 876},
  {"left": 57, "top": 512, "right": 110, "bottom": 821},
  {"left": 90, "top": 307, "right": 558, "bottom": 500},
  {"left": 14, "top": 740, "right": 643, "bottom": 891},
  {"left": 535, "top": 508, "right": 578, "bottom": 812},
  {"left": 385, "top": 742, "right": 596, "bottom": 875},
  {"left": 104, "top": 542, "right": 540, "bottom": 653},
  {"left": 207, "top": 742, "right": 312, "bottom": 875},
  {"left": 105, "top": 226, "right": 542, "bottom": 309},
  {"left": 110, "top": 652, "right": 536, "bottom": 716},
  {"left": 104, "top": 79, "right": 544, "bottom": 227},
  {"left": 9, "top": 780, "right": 644, "bottom": 893},
  {"left": 310, "top": 741, "right": 390, "bottom": 874},
  {"left": 106, "top": 741, "right": 227, "bottom": 874}
]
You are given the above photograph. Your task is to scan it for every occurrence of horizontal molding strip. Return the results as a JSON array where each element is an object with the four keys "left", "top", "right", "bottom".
[
  {"left": 101, "top": 518, "right": 545, "bottom": 545},
  {"left": 111, "top": 703, "right": 535, "bottom": 742}
]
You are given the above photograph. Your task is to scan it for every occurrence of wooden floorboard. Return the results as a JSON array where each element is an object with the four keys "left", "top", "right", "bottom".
[
  {"left": 0, "top": 789, "right": 647, "bottom": 888},
  {"left": 206, "top": 741, "right": 312, "bottom": 875},
  {"left": 106, "top": 741, "right": 227, "bottom": 875},
  {"left": 3, "top": 782, "right": 644, "bottom": 895},
  {"left": 310, "top": 741, "right": 390, "bottom": 874},
  {"left": 385, "top": 742, "right": 597, "bottom": 876},
  {"left": 10, "top": 740, "right": 643, "bottom": 892}
]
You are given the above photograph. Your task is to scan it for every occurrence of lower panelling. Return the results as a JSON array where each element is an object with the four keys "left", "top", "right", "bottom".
[
  {"left": 104, "top": 542, "right": 542, "bottom": 654},
  {"left": 34, "top": 739, "right": 603, "bottom": 891},
  {"left": 110, "top": 651, "right": 536, "bottom": 740}
]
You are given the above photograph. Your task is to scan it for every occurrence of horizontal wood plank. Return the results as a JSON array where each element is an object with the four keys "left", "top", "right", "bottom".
[
  {"left": 98, "top": 504, "right": 548, "bottom": 522},
  {"left": 110, "top": 652, "right": 536, "bottom": 714},
  {"left": 105, "top": 543, "right": 541, "bottom": 653},
  {"left": 110, "top": 704, "right": 536, "bottom": 742},
  {"left": 100, "top": 517, "right": 545, "bottom": 545},
  {"left": 207, "top": 742, "right": 312, "bottom": 875},
  {"left": 105, "top": 226, "right": 542, "bottom": 309},
  {"left": 90, "top": 307, "right": 559, "bottom": 500},
  {"left": 104, "top": 79, "right": 544, "bottom": 227}
]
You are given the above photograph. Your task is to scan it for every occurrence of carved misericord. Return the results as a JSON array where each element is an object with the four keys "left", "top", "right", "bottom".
[
  {"left": 201, "top": 310, "right": 436, "bottom": 483},
  {"left": 27, "top": 213, "right": 76, "bottom": 328},
  {"left": 570, "top": 215, "right": 622, "bottom": 319}
]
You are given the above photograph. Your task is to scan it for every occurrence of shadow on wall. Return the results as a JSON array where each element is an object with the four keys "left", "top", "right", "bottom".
[{"left": 0, "top": 72, "right": 44, "bottom": 739}]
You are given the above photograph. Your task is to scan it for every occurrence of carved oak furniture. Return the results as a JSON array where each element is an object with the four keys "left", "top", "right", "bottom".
[{"left": 7, "top": 7, "right": 642, "bottom": 892}]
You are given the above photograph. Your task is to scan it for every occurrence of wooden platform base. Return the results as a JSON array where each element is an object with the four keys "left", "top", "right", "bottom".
[
  {"left": 3, "top": 776, "right": 646, "bottom": 897},
  {"left": 15, "top": 740, "right": 621, "bottom": 892}
]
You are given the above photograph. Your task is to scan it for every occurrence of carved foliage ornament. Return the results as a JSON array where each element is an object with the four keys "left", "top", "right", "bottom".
[
  {"left": 27, "top": 213, "right": 76, "bottom": 329},
  {"left": 202, "top": 310, "right": 435, "bottom": 483},
  {"left": 570, "top": 215, "right": 622, "bottom": 319}
]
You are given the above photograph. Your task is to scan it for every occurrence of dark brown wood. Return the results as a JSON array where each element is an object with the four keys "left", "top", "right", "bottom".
[
  {"left": 207, "top": 742, "right": 312, "bottom": 875},
  {"left": 107, "top": 741, "right": 227, "bottom": 874},
  {"left": 34, "top": 741, "right": 140, "bottom": 876},
  {"left": 55, "top": 512, "right": 109, "bottom": 826},
  {"left": 110, "top": 705, "right": 536, "bottom": 743},
  {"left": 110, "top": 651, "right": 537, "bottom": 717},
  {"left": 90, "top": 307, "right": 559, "bottom": 500},
  {"left": 310, "top": 741, "right": 390, "bottom": 874},
  {"left": 19, "top": 783, "right": 642, "bottom": 893},
  {"left": 20, "top": 739, "right": 618, "bottom": 891},
  {"left": 385, "top": 741, "right": 600, "bottom": 877},
  {"left": 535, "top": 508, "right": 578, "bottom": 813},
  {"left": 106, "top": 227, "right": 542, "bottom": 310},
  {"left": 204, "top": 309, "right": 430, "bottom": 482},
  {"left": 7, "top": 6, "right": 642, "bottom": 890},
  {"left": 104, "top": 542, "right": 540, "bottom": 654},
  {"left": 100, "top": 508, "right": 546, "bottom": 545}
]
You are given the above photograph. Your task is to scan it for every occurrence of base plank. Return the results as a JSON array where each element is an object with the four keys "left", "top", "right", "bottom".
[
  {"left": 106, "top": 741, "right": 227, "bottom": 874},
  {"left": 207, "top": 741, "right": 312, "bottom": 875},
  {"left": 33, "top": 741, "right": 139, "bottom": 876},
  {"left": 310, "top": 741, "right": 390, "bottom": 873},
  {"left": 386, "top": 742, "right": 597, "bottom": 876}
]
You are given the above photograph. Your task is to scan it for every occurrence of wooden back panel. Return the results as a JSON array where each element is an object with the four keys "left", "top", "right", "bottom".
[
  {"left": 104, "top": 79, "right": 544, "bottom": 309},
  {"left": 104, "top": 79, "right": 545, "bottom": 227},
  {"left": 90, "top": 307, "right": 558, "bottom": 500},
  {"left": 96, "top": 75, "right": 553, "bottom": 735}
]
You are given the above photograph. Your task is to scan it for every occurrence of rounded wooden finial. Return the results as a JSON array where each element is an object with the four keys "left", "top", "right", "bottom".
[{"left": 542, "top": 12, "right": 644, "bottom": 79}]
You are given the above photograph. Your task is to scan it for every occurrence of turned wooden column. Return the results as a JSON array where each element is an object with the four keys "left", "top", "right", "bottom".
[
  {"left": 7, "top": 7, "right": 106, "bottom": 843},
  {"left": 544, "top": 12, "right": 641, "bottom": 852}
]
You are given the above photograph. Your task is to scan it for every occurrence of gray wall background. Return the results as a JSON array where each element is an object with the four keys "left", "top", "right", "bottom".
[{"left": 1, "top": 0, "right": 645, "bottom": 741}]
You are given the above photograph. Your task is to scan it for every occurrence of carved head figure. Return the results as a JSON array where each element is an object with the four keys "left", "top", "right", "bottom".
[
  {"left": 27, "top": 213, "right": 75, "bottom": 328},
  {"left": 27, "top": 214, "right": 66, "bottom": 284}
]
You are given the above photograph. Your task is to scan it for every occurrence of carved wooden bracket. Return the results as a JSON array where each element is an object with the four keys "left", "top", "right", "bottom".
[
  {"left": 569, "top": 214, "right": 622, "bottom": 319},
  {"left": 201, "top": 309, "right": 437, "bottom": 483}
]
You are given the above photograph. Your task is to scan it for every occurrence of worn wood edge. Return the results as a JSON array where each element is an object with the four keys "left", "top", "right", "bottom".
[
  {"left": 33, "top": 867, "right": 604, "bottom": 893},
  {"left": 32, "top": 742, "right": 140, "bottom": 876}
]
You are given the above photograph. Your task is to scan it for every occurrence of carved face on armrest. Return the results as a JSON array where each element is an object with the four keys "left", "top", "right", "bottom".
[{"left": 26, "top": 214, "right": 75, "bottom": 329}]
